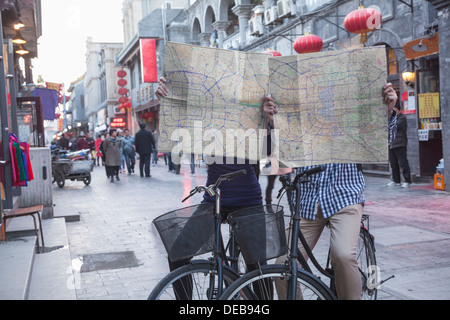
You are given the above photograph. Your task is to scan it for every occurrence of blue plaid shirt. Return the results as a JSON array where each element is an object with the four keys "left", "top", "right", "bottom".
[{"left": 295, "top": 112, "right": 397, "bottom": 220}]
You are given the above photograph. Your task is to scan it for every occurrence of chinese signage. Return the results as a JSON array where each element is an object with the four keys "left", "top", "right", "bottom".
[
  {"left": 110, "top": 117, "right": 126, "bottom": 128},
  {"left": 418, "top": 92, "right": 440, "bottom": 118},
  {"left": 403, "top": 34, "right": 439, "bottom": 60},
  {"left": 402, "top": 91, "right": 416, "bottom": 114}
]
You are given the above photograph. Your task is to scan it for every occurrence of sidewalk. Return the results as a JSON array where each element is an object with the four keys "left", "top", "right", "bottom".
[{"left": 3, "top": 160, "right": 450, "bottom": 300}]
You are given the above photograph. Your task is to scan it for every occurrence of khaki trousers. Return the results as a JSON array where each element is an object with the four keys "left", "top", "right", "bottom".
[{"left": 275, "top": 203, "right": 363, "bottom": 300}]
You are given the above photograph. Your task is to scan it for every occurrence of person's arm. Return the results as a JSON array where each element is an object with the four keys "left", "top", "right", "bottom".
[
  {"left": 156, "top": 77, "right": 168, "bottom": 102},
  {"left": 384, "top": 83, "right": 398, "bottom": 144},
  {"left": 261, "top": 95, "right": 277, "bottom": 128}
]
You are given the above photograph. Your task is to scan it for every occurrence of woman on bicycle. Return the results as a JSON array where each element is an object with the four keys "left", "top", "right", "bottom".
[
  {"left": 156, "top": 77, "right": 267, "bottom": 299},
  {"left": 261, "top": 83, "right": 398, "bottom": 300}
]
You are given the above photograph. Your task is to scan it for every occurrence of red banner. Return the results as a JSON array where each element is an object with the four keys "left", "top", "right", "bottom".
[{"left": 140, "top": 38, "right": 158, "bottom": 83}]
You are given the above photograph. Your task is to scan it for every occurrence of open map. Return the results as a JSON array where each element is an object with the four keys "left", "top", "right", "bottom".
[
  {"left": 158, "top": 42, "right": 269, "bottom": 161},
  {"left": 270, "top": 46, "right": 388, "bottom": 167},
  {"left": 158, "top": 42, "right": 388, "bottom": 167}
]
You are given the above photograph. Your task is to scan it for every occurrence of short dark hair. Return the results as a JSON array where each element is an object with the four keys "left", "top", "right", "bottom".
[
  {"left": 109, "top": 128, "right": 117, "bottom": 136},
  {"left": 139, "top": 123, "right": 146, "bottom": 130}
]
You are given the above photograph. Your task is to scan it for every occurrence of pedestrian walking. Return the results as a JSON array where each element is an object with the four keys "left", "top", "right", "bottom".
[
  {"left": 152, "top": 129, "right": 159, "bottom": 166},
  {"left": 95, "top": 135, "right": 104, "bottom": 166},
  {"left": 388, "top": 103, "right": 412, "bottom": 188},
  {"left": 58, "top": 133, "right": 69, "bottom": 150},
  {"left": 134, "top": 123, "right": 155, "bottom": 177},
  {"left": 103, "top": 128, "right": 122, "bottom": 182},
  {"left": 76, "top": 132, "right": 89, "bottom": 150},
  {"left": 121, "top": 128, "right": 136, "bottom": 175}
]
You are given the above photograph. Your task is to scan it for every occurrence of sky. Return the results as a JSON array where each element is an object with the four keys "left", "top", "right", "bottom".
[{"left": 32, "top": 0, "right": 124, "bottom": 91}]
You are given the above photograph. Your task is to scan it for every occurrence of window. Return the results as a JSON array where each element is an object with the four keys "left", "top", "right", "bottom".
[{"left": 387, "top": 47, "right": 398, "bottom": 76}]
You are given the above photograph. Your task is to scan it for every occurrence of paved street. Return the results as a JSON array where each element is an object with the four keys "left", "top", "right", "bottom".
[{"left": 52, "top": 159, "right": 450, "bottom": 300}]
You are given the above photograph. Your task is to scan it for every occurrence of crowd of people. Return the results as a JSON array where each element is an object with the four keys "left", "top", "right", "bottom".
[{"left": 56, "top": 124, "right": 178, "bottom": 183}]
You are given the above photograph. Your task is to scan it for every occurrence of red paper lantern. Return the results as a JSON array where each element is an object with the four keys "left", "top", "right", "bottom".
[
  {"left": 118, "top": 96, "right": 128, "bottom": 104},
  {"left": 293, "top": 33, "right": 323, "bottom": 54},
  {"left": 344, "top": 6, "right": 382, "bottom": 43},
  {"left": 117, "top": 70, "right": 127, "bottom": 78},
  {"left": 264, "top": 49, "right": 282, "bottom": 57},
  {"left": 118, "top": 87, "right": 128, "bottom": 95},
  {"left": 117, "top": 79, "right": 127, "bottom": 87}
]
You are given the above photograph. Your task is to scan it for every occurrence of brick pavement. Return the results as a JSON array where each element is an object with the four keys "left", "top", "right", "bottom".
[{"left": 52, "top": 160, "right": 450, "bottom": 300}]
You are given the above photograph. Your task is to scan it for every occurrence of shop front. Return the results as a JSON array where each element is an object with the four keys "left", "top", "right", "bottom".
[{"left": 403, "top": 33, "right": 443, "bottom": 179}]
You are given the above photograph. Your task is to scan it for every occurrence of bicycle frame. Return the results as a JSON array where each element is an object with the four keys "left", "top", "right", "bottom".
[
  {"left": 181, "top": 169, "right": 247, "bottom": 299},
  {"left": 281, "top": 166, "right": 329, "bottom": 299}
]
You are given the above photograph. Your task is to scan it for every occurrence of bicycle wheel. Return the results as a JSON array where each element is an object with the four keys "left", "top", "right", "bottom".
[
  {"left": 357, "top": 227, "right": 377, "bottom": 300},
  {"left": 148, "top": 260, "right": 239, "bottom": 300},
  {"left": 219, "top": 264, "right": 336, "bottom": 300}
]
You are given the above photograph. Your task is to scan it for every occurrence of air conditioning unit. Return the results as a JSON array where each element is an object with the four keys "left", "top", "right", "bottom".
[
  {"left": 249, "top": 16, "right": 264, "bottom": 36},
  {"left": 277, "top": 0, "right": 297, "bottom": 19},
  {"left": 114, "top": 105, "right": 126, "bottom": 115},
  {"left": 264, "top": 6, "right": 279, "bottom": 25}
]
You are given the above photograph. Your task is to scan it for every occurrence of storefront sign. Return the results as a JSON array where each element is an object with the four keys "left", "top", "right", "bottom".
[
  {"left": 403, "top": 34, "right": 439, "bottom": 60},
  {"left": 418, "top": 129, "right": 428, "bottom": 141},
  {"left": 110, "top": 117, "right": 126, "bottom": 128},
  {"left": 140, "top": 38, "right": 158, "bottom": 83},
  {"left": 418, "top": 92, "right": 440, "bottom": 118},
  {"left": 402, "top": 91, "right": 416, "bottom": 114}
]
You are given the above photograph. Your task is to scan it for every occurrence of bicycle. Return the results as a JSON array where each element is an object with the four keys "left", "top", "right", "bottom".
[
  {"left": 220, "top": 166, "right": 336, "bottom": 300},
  {"left": 148, "top": 169, "right": 249, "bottom": 300},
  {"left": 277, "top": 170, "right": 384, "bottom": 300}
]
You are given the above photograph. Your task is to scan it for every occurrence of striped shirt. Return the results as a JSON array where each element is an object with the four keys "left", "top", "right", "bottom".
[{"left": 295, "top": 111, "right": 397, "bottom": 220}]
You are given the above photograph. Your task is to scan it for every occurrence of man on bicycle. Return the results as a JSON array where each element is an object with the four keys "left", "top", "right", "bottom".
[{"left": 261, "top": 83, "right": 398, "bottom": 299}]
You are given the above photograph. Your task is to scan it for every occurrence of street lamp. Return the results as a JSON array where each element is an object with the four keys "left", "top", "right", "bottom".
[
  {"left": 15, "top": 44, "right": 29, "bottom": 55},
  {"left": 12, "top": 30, "right": 26, "bottom": 44}
]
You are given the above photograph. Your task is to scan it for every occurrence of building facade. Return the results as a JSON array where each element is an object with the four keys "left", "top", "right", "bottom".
[
  {"left": 83, "top": 38, "right": 124, "bottom": 136},
  {"left": 0, "top": 0, "right": 42, "bottom": 210},
  {"left": 117, "top": 0, "right": 188, "bottom": 134},
  {"left": 114, "top": 0, "right": 449, "bottom": 189}
]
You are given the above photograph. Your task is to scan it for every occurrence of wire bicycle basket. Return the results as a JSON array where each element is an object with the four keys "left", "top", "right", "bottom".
[
  {"left": 153, "top": 203, "right": 216, "bottom": 261},
  {"left": 228, "top": 205, "right": 287, "bottom": 265}
]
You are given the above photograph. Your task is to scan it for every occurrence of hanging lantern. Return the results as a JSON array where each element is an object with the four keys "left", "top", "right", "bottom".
[
  {"left": 118, "top": 96, "right": 128, "bottom": 104},
  {"left": 344, "top": 6, "right": 382, "bottom": 44},
  {"left": 117, "top": 70, "right": 127, "bottom": 78},
  {"left": 264, "top": 48, "right": 282, "bottom": 57},
  {"left": 117, "top": 79, "right": 127, "bottom": 87},
  {"left": 293, "top": 33, "right": 323, "bottom": 54},
  {"left": 118, "top": 87, "right": 128, "bottom": 95}
]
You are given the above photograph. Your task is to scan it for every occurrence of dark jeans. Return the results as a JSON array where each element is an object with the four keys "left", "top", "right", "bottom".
[
  {"left": 123, "top": 151, "right": 135, "bottom": 174},
  {"left": 265, "top": 175, "right": 276, "bottom": 204},
  {"left": 139, "top": 153, "right": 151, "bottom": 177},
  {"left": 389, "top": 147, "right": 412, "bottom": 183}
]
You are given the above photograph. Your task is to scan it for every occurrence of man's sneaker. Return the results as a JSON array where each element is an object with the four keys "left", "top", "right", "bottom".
[
  {"left": 401, "top": 182, "right": 411, "bottom": 188},
  {"left": 387, "top": 181, "right": 401, "bottom": 186}
]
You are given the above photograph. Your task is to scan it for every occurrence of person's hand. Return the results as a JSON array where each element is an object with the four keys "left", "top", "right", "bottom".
[
  {"left": 383, "top": 83, "right": 398, "bottom": 119},
  {"left": 261, "top": 95, "right": 278, "bottom": 128},
  {"left": 155, "top": 77, "right": 168, "bottom": 101}
]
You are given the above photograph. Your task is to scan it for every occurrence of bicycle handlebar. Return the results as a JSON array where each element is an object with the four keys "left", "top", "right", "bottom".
[
  {"left": 182, "top": 169, "right": 247, "bottom": 203},
  {"left": 292, "top": 165, "right": 326, "bottom": 185},
  {"left": 277, "top": 165, "right": 326, "bottom": 199}
]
